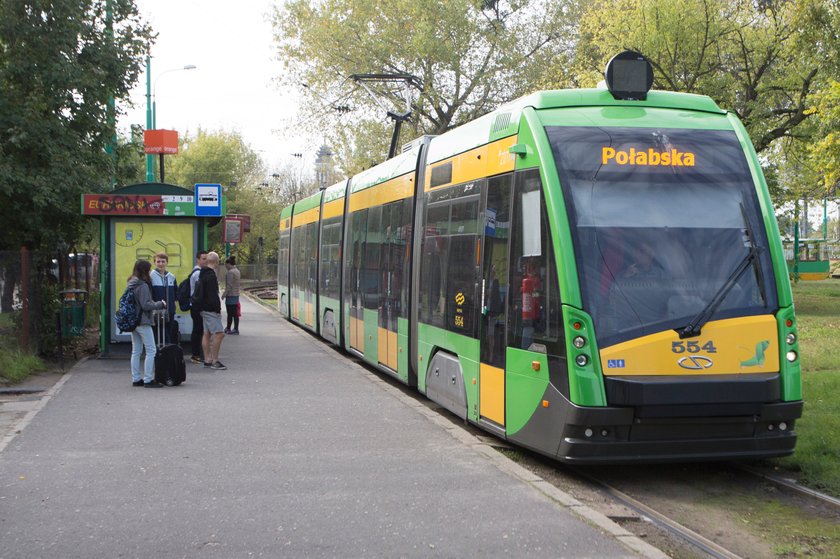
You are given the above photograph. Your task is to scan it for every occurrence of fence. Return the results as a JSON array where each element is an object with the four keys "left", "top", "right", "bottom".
[
  {"left": 0, "top": 248, "right": 98, "bottom": 355},
  {"left": 237, "top": 264, "right": 277, "bottom": 284}
]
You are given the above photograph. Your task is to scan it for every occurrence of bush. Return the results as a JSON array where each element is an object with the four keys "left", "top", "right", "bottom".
[{"left": 0, "top": 348, "right": 45, "bottom": 383}]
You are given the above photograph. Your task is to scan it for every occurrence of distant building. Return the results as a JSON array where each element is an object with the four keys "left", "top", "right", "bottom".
[{"left": 314, "top": 144, "right": 335, "bottom": 190}]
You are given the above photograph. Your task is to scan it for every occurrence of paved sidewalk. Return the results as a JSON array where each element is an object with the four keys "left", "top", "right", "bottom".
[{"left": 0, "top": 297, "right": 663, "bottom": 558}]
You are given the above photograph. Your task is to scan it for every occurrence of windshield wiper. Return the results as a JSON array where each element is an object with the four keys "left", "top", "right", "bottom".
[{"left": 679, "top": 204, "right": 764, "bottom": 339}]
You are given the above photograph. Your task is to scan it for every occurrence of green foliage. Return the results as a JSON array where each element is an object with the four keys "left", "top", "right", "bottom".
[
  {"left": 164, "top": 129, "right": 279, "bottom": 262},
  {"left": 572, "top": 0, "right": 840, "bottom": 207},
  {"left": 0, "top": 1, "right": 154, "bottom": 252},
  {"left": 273, "top": 0, "right": 578, "bottom": 171},
  {"left": 0, "top": 348, "right": 45, "bottom": 383},
  {"left": 167, "top": 129, "right": 264, "bottom": 191},
  {"left": 773, "top": 280, "right": 840, "bottom": 496}
]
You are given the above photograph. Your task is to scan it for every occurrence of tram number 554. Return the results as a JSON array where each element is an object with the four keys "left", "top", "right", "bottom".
[{"left": 672, "top": 340, "right": 717, "bottom": 354}]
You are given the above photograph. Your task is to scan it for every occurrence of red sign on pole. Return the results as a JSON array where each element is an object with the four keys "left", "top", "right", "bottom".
[{"left": 144, "top": 129, "right": 179, "bottom": 154}]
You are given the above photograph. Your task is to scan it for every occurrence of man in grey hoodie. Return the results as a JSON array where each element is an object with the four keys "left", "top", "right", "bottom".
[{"left": 127, "top": 259, "right": 167, "bottom": 387}]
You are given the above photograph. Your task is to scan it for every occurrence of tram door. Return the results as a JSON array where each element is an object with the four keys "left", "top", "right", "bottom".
[
  {"left": 348, "top": 209, "right": 368, "bottom": 353},
  {"left": 378, "top": 202, "right": 401, "bottom": 371},
  {"left": 478, "top": 174, "right": 513, "bottom": 428}
]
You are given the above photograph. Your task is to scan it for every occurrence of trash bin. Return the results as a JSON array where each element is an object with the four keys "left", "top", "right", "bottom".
[{"left": 60, "top": 289, "right": 88, "bottom": 337}]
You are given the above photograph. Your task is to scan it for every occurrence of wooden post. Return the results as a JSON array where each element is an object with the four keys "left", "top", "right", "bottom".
[{"left": 20, "top": 246, "right": 30, "bottom": 350}]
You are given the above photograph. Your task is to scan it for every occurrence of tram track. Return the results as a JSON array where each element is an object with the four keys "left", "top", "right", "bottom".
[
  {"left": 568, "top": 465, "right": 743, "bottom": 559},
  {"left": 472, "top": 430, "right": 839, "bottom": 558}
]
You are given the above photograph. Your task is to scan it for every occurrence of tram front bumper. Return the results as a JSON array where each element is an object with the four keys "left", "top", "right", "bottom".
[{"left": 556, "top": 400, "right": 803, "bottom": 464}]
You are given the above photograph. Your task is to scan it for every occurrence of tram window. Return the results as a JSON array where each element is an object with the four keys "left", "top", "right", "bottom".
[
  {"left": 320, "top": 218, "right": 341, "bottom": 299},
  {"left": 305, "top": 222, "right": 318, "bottom": 293},
  {"left": 509, "top": 170, "right": 564, "bottom": 355},
  {"left": 364, "top": 206, "right": 382, "bottom": 310},
  {"left": 344, "top": 209, "right": 368, "bottom": 314},
  {"left": 278, "top": 230, "right": 290, "bottom": 286},
  {"left": 446, "top": 235, "right": 477, "bottom": 336},
  {"left": 398, "top": 198, "right": 412, "bottom": 319},
  {"left": 420, "top": 235, "right": 447, "bottom": 328},
  {"left": 419, "top": 183, "right": 481, "bottom": 337}
]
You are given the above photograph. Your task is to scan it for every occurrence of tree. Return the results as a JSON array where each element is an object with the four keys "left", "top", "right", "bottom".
[
  {"left": 571, "top": 0, "right": 838, "bottom": 153},
  {"left": 165, "top": 129, "right": 268, "bottom": 256},
  {"left": 0, "top": 0, "right": 153, "bottom": 251},
  {"left": 272, "top": 0, "right": 578, "bottom": 171}
]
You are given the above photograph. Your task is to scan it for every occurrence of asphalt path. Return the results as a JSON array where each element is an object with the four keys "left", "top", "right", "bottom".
[{"left": 0, "top": 296, "right": 651, "bottom": 558}]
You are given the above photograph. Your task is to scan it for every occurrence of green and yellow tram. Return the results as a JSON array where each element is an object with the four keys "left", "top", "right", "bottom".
[{"left": 278, "top": 53, "right": 802, "bottom": 463}]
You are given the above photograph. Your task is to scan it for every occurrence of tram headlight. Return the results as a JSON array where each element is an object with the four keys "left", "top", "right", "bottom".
[
  {"left": 786, "top": 350, "right": 798, "bottom": 363},
  {"left": 572, "top": 336, "right": 586, "bottom": 349},
  {"left": 786, "top": 333, "right": 797, "bottom": 345},
  {"left": 575, "top": 354, "right": 589, "bottom": 367}
]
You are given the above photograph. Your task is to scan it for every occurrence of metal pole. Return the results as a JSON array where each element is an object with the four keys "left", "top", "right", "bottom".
[
  {"left": 145, "top": 56, "right": 154, "bottom": 182},
  {"left": 105, "top": 0, "right": 116, "bottom": 187}
]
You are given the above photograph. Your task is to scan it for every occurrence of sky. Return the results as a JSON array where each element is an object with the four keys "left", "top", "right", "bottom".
[{"left": 119, "top": 0, "right": 307, "bottom": 176}]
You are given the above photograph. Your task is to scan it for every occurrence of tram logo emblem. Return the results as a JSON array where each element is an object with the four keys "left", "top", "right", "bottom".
[
  {"left": 455, "top": 292, "right": 465, "bottom": 306},
  {"left": 677, "top": 356, "right": 714, "bottom": 370}
]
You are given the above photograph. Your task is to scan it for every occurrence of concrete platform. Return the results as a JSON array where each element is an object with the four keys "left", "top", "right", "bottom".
[{"left": 0, "top": 297, "right": 665, "bottom": 558}]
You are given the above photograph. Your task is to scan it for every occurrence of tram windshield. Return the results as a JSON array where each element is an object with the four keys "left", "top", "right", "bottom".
[{"left": 547, "top": 127, "right": 778, "bottom": 347}]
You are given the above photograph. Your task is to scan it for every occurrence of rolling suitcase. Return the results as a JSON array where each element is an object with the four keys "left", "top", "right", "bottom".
[{"left": 154, "top": 311, "right": 186, "bottom": 386}]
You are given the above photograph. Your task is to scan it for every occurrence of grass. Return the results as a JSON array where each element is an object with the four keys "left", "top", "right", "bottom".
[
  {"left": 703, "top": 492, "right": 840, "bottom": 558},
  {"left": 0, "top": 312, "right": 46, "bottom": 384},
  {"left": 0, "top": 348, "right": 46, "bottom": 383},
  {"left": 772, "top": 279, "right": 840, "bottom": 496}
]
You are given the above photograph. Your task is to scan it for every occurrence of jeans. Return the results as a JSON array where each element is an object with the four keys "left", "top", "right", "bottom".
[{"left": 130, "top": 324, "right": 156, "bottom": 383}]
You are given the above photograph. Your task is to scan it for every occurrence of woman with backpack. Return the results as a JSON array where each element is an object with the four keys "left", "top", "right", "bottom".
[{"left": 127, "top": 259, "right": 167, "bottom": 388}]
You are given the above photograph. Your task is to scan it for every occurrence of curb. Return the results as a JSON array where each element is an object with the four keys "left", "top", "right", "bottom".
[{"left": 0, "top": 358, "right": 82, "bottom": 453}]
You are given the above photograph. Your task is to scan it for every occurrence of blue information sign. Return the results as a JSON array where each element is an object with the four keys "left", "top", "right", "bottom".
[{"left": 194, "top": 183, "right": 222, "bottom": 217}]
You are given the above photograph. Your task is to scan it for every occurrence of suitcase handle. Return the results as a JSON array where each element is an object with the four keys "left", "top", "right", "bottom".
[{"left": 156, "top": 308, "right": 166, "bottom": 349}]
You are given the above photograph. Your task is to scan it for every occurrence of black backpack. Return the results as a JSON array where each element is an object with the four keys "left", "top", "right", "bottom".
[{"left": 177, "top": 268, "right": 199, "bottom": 311}]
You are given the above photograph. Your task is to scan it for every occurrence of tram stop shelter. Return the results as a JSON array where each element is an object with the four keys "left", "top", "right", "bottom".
[{"left": 81, "top": 183, "right": 225, "bottom": 357}]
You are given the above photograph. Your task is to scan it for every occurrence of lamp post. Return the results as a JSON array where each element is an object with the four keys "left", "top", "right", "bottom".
[
  {"left": 153, "top": 64, "right": 197, "bottom": 129},
  {"left": 144, "top": 61, "right": 196, "bottom": 182}
]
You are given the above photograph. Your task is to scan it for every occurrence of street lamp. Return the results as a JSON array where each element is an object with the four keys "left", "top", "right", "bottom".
[
  {"left": 144, "top": 61, "right": 197, "bottom": 182},
  {"left": 153, "top": 64, "right": 197, "bottom": 129}
]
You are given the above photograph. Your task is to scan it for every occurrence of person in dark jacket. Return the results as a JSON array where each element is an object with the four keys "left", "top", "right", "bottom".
[
  {"left": 127, "top": 260, "right": 166, "bottom": 387},
  {"left": 150, "top": 252, "right": 178, "bottom": 344},
  {"left": 188, "top": 251, "right": 208, "bottom": 364},
  {"left": 193, "top": 251, "right": 227, "bottom": 370}
]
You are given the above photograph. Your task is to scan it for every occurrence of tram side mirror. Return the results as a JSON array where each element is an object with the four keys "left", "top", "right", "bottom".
[{"left": 605, "top": 51, "right": 654, "bottom": 101}]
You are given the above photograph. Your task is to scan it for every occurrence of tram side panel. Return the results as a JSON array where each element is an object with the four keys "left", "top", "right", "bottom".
[
  {"left": 289, "top": 193, "right": 322, "bottom": 333},
  {"left": 278, "top": 207, "right": 293, "bottom": 318},
  {"left": 342, "top": 171, "right": 416, "bottom": 384},
  {"left": 317, "top": 182, "right": 347, "bottom": 345}
]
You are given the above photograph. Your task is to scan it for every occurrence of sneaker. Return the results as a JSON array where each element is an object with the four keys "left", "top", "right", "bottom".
[
  {"left": 132, "top": 380, "right": 144, "bottom": 387},
  {"left": 204, "top": 362, "right": 212, "bottom": 368},
  {"left": 224, "top": 328, "right": 231, "bottom": 334},
  {"left": 211, "top": 361, "right": 227, "bottom": 370},
  {"left": 230, "top": 330, "right": 239, "bottom": 335},
  {"left": 144, "top": 381, "right": 164, "bottom": 388},
  {"left": 190, "top": 356, "right": 202, "bottom": 364}
]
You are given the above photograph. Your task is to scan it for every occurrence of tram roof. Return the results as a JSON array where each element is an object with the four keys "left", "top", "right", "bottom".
[{"left": 426, "top": 88, "right": 726, "bottom": 165}]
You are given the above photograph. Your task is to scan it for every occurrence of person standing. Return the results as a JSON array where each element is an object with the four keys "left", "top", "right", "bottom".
[
  {"left": 150, "top": 252, "right": 177, "bottom": 345},
  {"left": 127, "top": 260, "right": 167, "bottom": 388},
  {"left": 193, "top": 251, "right": 227, "bottom": 370},
  {"left": 188, "top": 251, "right": 207, "bottom": 364},
  {"left": 223, "top": 256, "right": 241, "bottom": 335}
]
